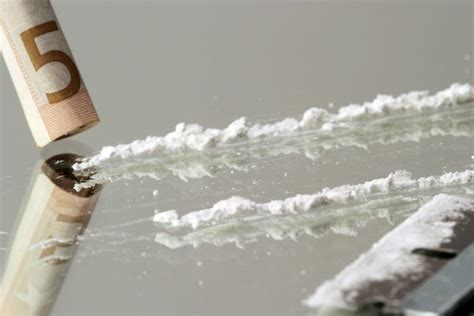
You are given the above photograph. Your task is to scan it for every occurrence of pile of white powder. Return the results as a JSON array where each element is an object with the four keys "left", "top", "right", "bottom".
[
  {"left": 153, "top": 169, "right": 473, "bottom": 229},
  {"left": 65, "top": 82, "right": 474, "bottom": 310},
  {"left": 73, "top": 83, "right": 473, "bottom": 171},
  {"left": 74, "top": 102, "right": 472, "bottom": 191},
  {"left": 303, "top": 194, "right": 474, "bottom": 309},
  {"left": 154, "top": 206, "right": 395, "bottom": 249}
]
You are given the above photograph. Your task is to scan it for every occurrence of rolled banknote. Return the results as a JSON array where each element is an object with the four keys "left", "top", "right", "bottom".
[
  {"left": 0, "top": 153, "right": 102, "bottom": 316},
  {"left": 0, "top": 0, "right": 99, "bottom": 147}
]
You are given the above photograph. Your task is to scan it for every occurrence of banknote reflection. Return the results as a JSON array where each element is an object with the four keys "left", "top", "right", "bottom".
[{"left": 0, "top": 154, "right": 102, "bottom": 316}]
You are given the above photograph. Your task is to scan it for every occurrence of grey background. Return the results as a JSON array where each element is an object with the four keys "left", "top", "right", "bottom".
[{"left": 1, "top": 1, "right": 473, "bottom": 315}]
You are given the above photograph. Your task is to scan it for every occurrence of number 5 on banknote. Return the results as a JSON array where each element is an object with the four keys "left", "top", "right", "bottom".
[
  {"left": 20, "top": 21, "right": 81, "bottom": 104},
  {"left": 0, "top": 0, "right": 99, "bottom": 147}
]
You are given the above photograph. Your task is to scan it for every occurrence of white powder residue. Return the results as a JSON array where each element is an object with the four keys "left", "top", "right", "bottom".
[
  {"left": 28, "top": 237, "right": 76, "bottom": 250},
  {"left": 154, "top": 206, "right": 395, "bottom": 249},
  {"left": 38, "top": 254, "right": 74, "bottom": 264},
  {"left": 303, "top": 194, "right": 474, "bottom": 309},
  {"left": 72, "top": 95, "right": 473, "bottom": 191},
  {"left": 153, "top": 209, "right": 178, "bottom": 223},
  {"left": 74, "top": 83, "right": 473, "bottom": 171},
  {"left": 153, "top": 169, "right": 473, "bottom": 229}
]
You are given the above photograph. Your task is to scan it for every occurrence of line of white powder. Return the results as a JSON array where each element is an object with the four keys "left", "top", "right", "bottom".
[
  {"left": 303, "top": 194, "right": 474, "bottom": 309},
  {"left": 73, "top": 83, "right": 473, "bottom": 171},
  {"left": 73, "top": 103, "right": 473, "bottom": 191},
  {"left": 153, "top": 169, "right": 473, "bottom": 229},
  {"left": 154, "top": 204, "right": 397, "bottom": 249}
]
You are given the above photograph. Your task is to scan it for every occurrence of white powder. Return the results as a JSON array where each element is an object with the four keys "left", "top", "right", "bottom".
[
  {"left": 154, "top": 206, "right": 395, "bottom": 249},
  {"left": 153, "top": 209, "right": 179, "bottom": 223},
  {"left": 153, "top": 169, "right": 473, "bottom": 229},
  {"left": 74, "top": 83, "right": 473, "bottom": 172},
  {"left": 29, "top": 237, "right": 76, "bottom": 250},
  {"left": 38, "top": 253, "right": 74, "bottom": 264},
  {"left": 73, "top": 103, "right": 472, "bottom": 191},
  {"left": 303, "top": 194, "right": 474, "bottom": 309}
]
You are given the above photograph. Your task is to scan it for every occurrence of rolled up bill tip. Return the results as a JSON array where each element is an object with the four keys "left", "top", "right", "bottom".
[{"left": 0, "top": 0, "right": 100, "bottom": 147}]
